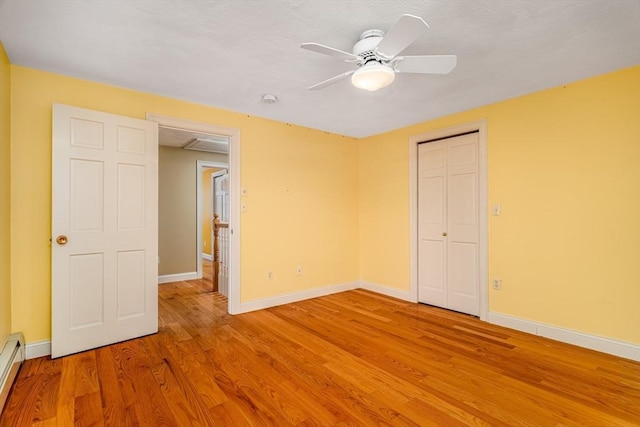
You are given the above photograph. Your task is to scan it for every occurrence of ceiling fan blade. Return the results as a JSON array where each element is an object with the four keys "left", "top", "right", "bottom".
[
  {"left": 308, "top": 70, "right": 355, "bottom": 90},
  {"left": 395, "top": 55, "right": 457, "bottom": 74},
  {"left": 301, "top": 43, "right": 357, "bottom": 61},
  {"left": 375, "top": 14, "right": 429, "bottom": 59}
]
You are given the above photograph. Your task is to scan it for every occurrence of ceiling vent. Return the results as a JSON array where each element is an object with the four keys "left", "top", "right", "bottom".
[{"left": 183, "top": 136, "right": 230, "bottom": 154}]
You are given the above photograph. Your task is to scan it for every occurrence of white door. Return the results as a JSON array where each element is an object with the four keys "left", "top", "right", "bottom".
[
  {"left": 52, "top": 104, "right": 158, "bottom": 358},
  {"left": 418, "top": 132, "right": 479, "bottom": 316},
  {"left": 213, "top": 171, "right": 229, "bottom": 222},
  {"left": 212, "top": 171, "right": 230, "bottom": 296}
]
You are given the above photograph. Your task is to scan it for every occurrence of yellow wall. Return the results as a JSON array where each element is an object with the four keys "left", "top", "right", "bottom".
[
  {"left": 7, "top": 60, "right": 637, "bottom": 347},
  {"left": 0, "top": 43, "right": 11, "bottom": 347},
  {"left": 359, "top": 66, "right": 640, "bottom": 344},
  {"left": 158, "top": 146, "right": 226, "bottom": 275},
  {"left": 10, "top": 66, "right": 359, "bottom": 343},
  {"left": 239, "top": 118, "right": 359, "bottom": 301}
]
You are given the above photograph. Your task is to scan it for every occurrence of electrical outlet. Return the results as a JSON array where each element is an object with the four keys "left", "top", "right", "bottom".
[
  {"left": 296, "top": 266, "right": 302, "bottom": 275},
  {"left": 492, "top": 278, "right": 502, "bottom": 290},
  {"left": 267, "top": 271, "right": 273, "bottom": 280}
]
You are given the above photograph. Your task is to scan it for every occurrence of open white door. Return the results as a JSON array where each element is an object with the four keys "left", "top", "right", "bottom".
[
  {"left": 52, "top": 104, "right": 158, "bottom": 358},
  {"left": 212, "top": 170, "right": 230, "bottom": 296},
  {"left": 213, "top": 170, "right": 229, "bottom": 222}
]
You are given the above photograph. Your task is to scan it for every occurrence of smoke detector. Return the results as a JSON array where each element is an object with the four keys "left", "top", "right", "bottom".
[{"left": 262, "top": 94, "right": 278, "bottom": 104}]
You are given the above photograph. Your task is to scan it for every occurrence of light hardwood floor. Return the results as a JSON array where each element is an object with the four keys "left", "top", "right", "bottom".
[{"left": 1, "top": 278, "right": 639, "bottom": 426}]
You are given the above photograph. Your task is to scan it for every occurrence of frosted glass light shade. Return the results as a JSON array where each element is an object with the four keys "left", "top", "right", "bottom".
[{"left": 351, "top": 62, "right": 395, "bottom": 91}]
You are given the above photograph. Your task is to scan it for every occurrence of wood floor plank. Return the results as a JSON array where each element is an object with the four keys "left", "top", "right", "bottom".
[
  {"left": 162, "top": 338, "right": 230, "bottom": 408},
  {"left": 2, "top": 268, "right": 639, "bottom": 426},
  {"left": 29, "top": 368, "right": 60, "bottom": 424},
  {"left": 74, "top": 391, "right": 104, "bottom": 427},
  {"left": 0, "top": 358, "right": 63, "bottom": 426},
  {"left": 94, "top": 346, "right": 137, "bottom": 427},
  {"left": 0, "top": 371, "right": 42, "bottom": 426},
  {"left": 109, "top": 340, "right": 178, "bottom": 426},
  {"left": 54, "top": 356, "right": 76, "bottom": 427},
  {"left": 71, "top": 352, "right": 100, "bottom": 399},
  {"left": 31, "top": 418, "right": 57, "bottom": 427}
]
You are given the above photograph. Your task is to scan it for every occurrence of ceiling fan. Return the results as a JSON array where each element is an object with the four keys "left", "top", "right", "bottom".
[{"left": 301, "top": 14, "right": 457, "bottom": 92}]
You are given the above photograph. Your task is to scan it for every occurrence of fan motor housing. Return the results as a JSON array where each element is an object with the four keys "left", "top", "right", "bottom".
[{"left": 352, "top": 29, "right": 384, "bottom": 57}]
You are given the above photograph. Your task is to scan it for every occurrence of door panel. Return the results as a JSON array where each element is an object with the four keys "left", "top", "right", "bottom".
[
  {"left": 52, "top": 103, "right": 158, "bottom": 358},
  {"left": 419, "top": 240, "right": 446, "bottom": 306},
  {"left": 448, "top": 242, "right": 479, "bottom": 315},
  {"left": 70, "top": 159, "right": 104, "bottom": 231},
  {"left": 418, "top": 141, "right": 447, "bottom": 305},
  {"left": 116, "top": 250, "right": 147, "bottom": 319},
  {"left": 450, "top": 172, "right": 478, "bottom": 241},
  {"left": 118, "top": 163, "right": 145, "bottom": 229},
  {"left": 448, "top": 140, "right": 476, "bottom": 166},
  {"left": 69, "top": 253, "right": 104, "bottom": 329}
]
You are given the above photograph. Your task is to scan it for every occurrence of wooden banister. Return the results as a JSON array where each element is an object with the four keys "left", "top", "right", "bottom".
[{"left": 212, "top": 213, "right": 229, "bottom": 293}]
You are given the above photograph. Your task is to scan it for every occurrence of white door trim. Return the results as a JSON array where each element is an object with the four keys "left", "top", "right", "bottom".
[
  {"left": 409, "top": 119, "right": 488, "bottom": 320},
  {"left": 146, "top": 114, "right": 241, "bottom": 315},
  {"left": 197, "top": 161, "right": 228, "bottom": 278}
]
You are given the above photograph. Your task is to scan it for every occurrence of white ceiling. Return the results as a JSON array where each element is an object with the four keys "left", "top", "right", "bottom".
[{"left": 0, "top": 0, "right": 638, "bottom": 138}]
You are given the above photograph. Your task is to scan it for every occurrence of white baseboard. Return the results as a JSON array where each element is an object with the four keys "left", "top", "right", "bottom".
[
  {"left": 487, "top": 311, "right": 640, "bottom": 362},
  {"left": 25, "top": 340, "right": 51, "bottom": 360},
  {"left": 202, "top": 253, "right": 212, "bottom": 261},
  {"left": 359, "top": 281, "right": 416, "bottom": 302},
  {"left": 158, "top": 271, "right": 198, "bottom": 284},
  {"left": 20, "top": 291, "right": 639, "bottom": 362},
  {"left": 236, "top": 282, "right": 359, "bottom": 314}
]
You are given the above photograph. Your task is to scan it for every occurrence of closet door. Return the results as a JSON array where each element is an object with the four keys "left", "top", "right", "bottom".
[{"left": 418, "top": 133, "right": 479, "bottom": 316}]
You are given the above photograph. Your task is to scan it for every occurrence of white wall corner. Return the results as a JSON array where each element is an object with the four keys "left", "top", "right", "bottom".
[
  {"left": 158, "top": 271, "right": 198, "bottom": 284},
  {"left": 487, "top": 311, "right": 640, "bottom": 362},
  {"left": 236, "top": 282, "right": 359, "bottom": 314},
  {"left": 25, "top": 340, "right": 51, "bottom": 360},
  {"left": 358, "top": 281, "right": 416, "bottom": 303}
]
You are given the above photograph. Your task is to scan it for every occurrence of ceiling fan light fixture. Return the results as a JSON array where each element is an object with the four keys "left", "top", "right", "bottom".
[{"left": 351, "top": 62, "right": 395, "bottom": 91}]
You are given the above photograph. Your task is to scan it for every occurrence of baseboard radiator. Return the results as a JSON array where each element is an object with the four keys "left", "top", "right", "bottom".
[{"left": 0, "top": 333, "right": 25, "bottom": 414}]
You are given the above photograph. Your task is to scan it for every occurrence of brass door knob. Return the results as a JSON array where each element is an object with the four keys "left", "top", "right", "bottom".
[
  {"left": 56, "top": 235, "right": 68, "bottom": 245},
  {"left": 442, "top": 232, "right": 448, "bottom": 237}
]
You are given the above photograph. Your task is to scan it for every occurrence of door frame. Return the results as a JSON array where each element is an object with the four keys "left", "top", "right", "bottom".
[
  {"left": 197, "top": 162, "right": 228, "bottom": 275},
  {"left": 146, "top": 113, "right": 241, "bottom": 315},
  {"left": 408, "top": 119, "right": 488, "bottom": 320}
]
